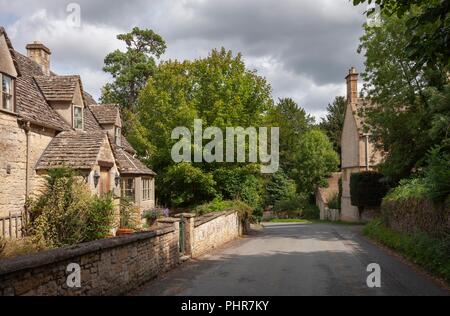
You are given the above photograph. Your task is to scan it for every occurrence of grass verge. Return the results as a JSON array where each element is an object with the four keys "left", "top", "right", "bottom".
[{"left": 363, "top": 219, "right": 450, "bottom": 284}]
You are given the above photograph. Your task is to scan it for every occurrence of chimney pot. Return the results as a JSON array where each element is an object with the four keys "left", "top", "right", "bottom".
[{"left": 26, "top": 42, "right": 51, "bottom": 75}]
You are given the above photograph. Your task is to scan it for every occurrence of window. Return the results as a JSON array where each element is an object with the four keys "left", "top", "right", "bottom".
[
  {"left": 73, "top": 105, "right": 83, "bottom": 130},
  {"left": 115, "top": 127, "right": 122, "bottom": 146},
  {"left": 1, "top": 74, "right": 14, "bottom": 112},
  {"left": 121, "top": 178, "right": 135, "bottom": 201},
  {"left": 142, "top": 178, "right": 152, "bottom": 201}
]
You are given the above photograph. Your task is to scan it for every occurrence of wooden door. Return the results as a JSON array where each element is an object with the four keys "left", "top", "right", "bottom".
[{"left": 99, "top": 168, "right": 110, "bottom": 195}]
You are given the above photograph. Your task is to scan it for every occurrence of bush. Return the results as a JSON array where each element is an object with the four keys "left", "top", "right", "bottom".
[
  {"left": 0, "top": 237, "right": 47, "bottom": 259},
  {"left": 194, "top": 199, "right": 253, "bottom": 222},
  {"left": 384, "top": 178, "right": 428, "bottom": 202},
  {"left": 364, "top": 219, "right": 450, "bottom": 283},
  {"left": 302, "top": 204, "right": 320, "bottom": 220},
  {"left": 265, "top": 171, "right": 297, "bottom": 206},
  {"left": 273, "top": 194, "right": 308, "bottom": 213},
  {"left": 350, "top": 172, "right": 389, "bottom": 208},
  {"left": 424, "top": 147, "right": 450, "bottom": 202},
  {"left": 27, "top": 168, "right": 115, "bottom": 248},
  {"left": 120, "top": 197, "right": 141, "bottom": 229},
  {"left": 161, "top": 163, "right": 217, "bottom": 207},
  {"left": 327, "top": 193, "right": 340, "bottom": 210}
]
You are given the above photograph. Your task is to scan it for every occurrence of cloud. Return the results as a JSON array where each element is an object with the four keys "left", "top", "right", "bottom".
[{"left": 0, "top": 0, "right": 367, "bottom": 117}]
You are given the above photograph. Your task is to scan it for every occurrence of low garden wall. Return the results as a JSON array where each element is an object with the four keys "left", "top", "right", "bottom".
[
  {"left": 382, "top": 196, "right": 450, "bottom": 238},
  {"left": 0, "top": 211, "right": 247, "bottom": 296},
  {"left": 0, "top": 222, "right": 180, "bottom": 296}
]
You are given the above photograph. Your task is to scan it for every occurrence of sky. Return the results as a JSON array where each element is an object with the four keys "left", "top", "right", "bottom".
[{"left": 0, "top": 0, "right": 368, "bottom": 120}]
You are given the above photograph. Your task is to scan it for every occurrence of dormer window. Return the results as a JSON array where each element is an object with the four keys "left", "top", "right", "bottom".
[
  {"left": 1, "top": 73, "right": 14, "bottom": 112},
  {"left": 73, "top": 105, "right": 83, "bottom": 130},
  {"left": 115, "top": 127, "right": 122, "bottom": 146}
]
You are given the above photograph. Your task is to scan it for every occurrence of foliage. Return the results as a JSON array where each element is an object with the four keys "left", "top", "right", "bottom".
[
  {"left": 327, "top": 193, "right": 341, "bottom": 210},
  {"left": 364, "top": 219, "right": 450, "bottom": 282},
  {"left": 27, "top": 168, "right": 114, "bottom": 248},
  {"left": 320, "top": 96, "right": 346, "bottom": 158},
  {"left": 193, "top": 199, "right": 253, "bottom": 222},
  {"left": 384, "top": 178, "right": 429, "bottom": 202},
  {"left": 0, "top": 237, "right": 47, "bottom": 259},
  {"left": 357, "top": 6, "right": 449, "bottom": 183},
  {"left": 293, "top": 129, "right": 340, "bottom": 196},
  {"left": 424, "top": 146, "right": 450, "bottom": 202},
  {"left": 161, "top": 163, "right": 217, "bottom": 207},
  {"left": 266, "top": 98, "right": 314, "bottom": 175},
  {"left": 265, "top": 170, "right": 297, "bottom": 206},
  {"left": 212, "top": 165, "right": 265, "bottom": 211},
  {"left": 119, "top": 197, "right": 141, "bottom": 229},
  {"left": 273, "top": 194, "right": 308, "bottom": 213},
  {"left": 350, "top": 172, "right": 389, "bottom": 208},
  {"left": 302, "top": 204, "right": 321, "bottom": 220},
  {"left": 101, "top": 27, "right": 166, "bottom": 111}
]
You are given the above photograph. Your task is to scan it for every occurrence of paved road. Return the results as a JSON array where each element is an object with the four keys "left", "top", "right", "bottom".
[{"left": 133, "top": 223, "right": 449, "bottom": 296}]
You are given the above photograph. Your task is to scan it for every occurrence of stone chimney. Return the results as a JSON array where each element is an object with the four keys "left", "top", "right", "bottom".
[
  {"left": 345, "top": 67, "right": 358, "bottom": 105},
  {"left": 26, "top": 41, "right": 51, "bottom": 76}
]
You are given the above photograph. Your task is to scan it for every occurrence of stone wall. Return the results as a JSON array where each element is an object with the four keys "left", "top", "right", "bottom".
[
  {"left": 0, "top": 223, "right": 180, "bottom": 296},
  {"left": 179, "top": 211, "right": 245, "bottom": 258}
]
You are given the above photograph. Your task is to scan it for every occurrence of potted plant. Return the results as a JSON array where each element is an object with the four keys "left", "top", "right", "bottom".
[
  {"left": 116, "top": 198, "right": 137, "bottom": 236},
  {"left": 143, "top": 209, "right": 160, "bottom": 228}
]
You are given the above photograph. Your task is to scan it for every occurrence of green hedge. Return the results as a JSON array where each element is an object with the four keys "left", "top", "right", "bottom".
[
  {"left": 364, "top": 220, "right": 450, "bottom": 283},
  {"left": 350, "top": 172, "right": 389, "bottom": 208}
]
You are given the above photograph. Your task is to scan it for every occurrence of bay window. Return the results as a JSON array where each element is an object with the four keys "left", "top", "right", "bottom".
[
  {"left": 142, "top": 178, "right": 152, "bottom": 201},
  {"left": 121, "top": 178, "right": 135, "bottom": 201},
  {"left": 1, "top": 73, "right": 14, "bottom": 112}
]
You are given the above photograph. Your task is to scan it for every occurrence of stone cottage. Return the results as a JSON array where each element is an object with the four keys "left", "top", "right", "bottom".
[
  {"left": 0, "top": 27, "right": 156, "bottom": 237},
  {"left": 340, "top": 67, "right": 384, "bottom": 222}
]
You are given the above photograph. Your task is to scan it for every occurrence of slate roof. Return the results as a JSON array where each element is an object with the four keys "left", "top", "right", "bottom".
[
  {"left": 108, "top": 135, "right": 155, "bottom": 176},
  {"left": 34, "top": 75, "right": 81, "bottom": 102},
  {"left": 88, "top": 104, "right": 120, "bottom": 125},
  {"left": 36, "top": 131, "right": 108, "bottom": 170},
  {"left": 14, "top": 52, "right": 70, "bottom": 131}
]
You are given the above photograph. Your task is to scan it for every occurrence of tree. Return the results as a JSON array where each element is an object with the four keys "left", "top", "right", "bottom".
[
  {"left": 266, "top": 98, "right": 314, "bottom": 176},
  {"left": 293, "top": 129, "right": 339, "bottom": 197},
  {"left": 101, "top": 27, "right": 167, "bottom": 110},
  {"left": 358, "top": 9, "right": 449, "bottom": 182},
  {"left": 320, "top": 96, "right": 346, "bottom": 158},
  {"left": 265, "top": 170, "right": 297, "bottom": 206}
]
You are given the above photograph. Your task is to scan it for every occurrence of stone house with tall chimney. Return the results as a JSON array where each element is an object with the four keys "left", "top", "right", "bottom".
[
  {"left": 340, "top": 67, "right": 384, "bottom": 222},
  {"left": 0, "top": 27, "right": 156, "bottom": 237}
]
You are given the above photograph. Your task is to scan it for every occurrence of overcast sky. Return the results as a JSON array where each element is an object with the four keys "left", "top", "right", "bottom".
[{"left": 0, "top": 0, "right": 368, "bottom": 120}]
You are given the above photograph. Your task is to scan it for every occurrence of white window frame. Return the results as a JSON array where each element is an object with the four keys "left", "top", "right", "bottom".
[
  {"left": 0, "top": 73, "right": 14, "bottom": 113},
  {"left": 115, "top": 127, "right": 122, "bottom": 146},
  {"left": 73, "top": 105, "right": 83, "bottom": 130},
  {"left": 142, "top": 178, "right": 152, "bottom": 201}
]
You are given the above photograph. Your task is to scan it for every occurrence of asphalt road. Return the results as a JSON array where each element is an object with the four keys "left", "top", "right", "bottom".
[{"left": 133, "top": 223, "right": 449, "bottom": 296}]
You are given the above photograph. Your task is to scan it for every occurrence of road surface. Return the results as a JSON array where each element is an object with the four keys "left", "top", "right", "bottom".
[{"left": 133, "top": 222, "right": 449, "bottom": 296}]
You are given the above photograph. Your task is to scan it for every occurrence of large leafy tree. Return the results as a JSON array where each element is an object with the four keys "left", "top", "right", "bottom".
[
  {"left": 293, "top": 129, "right": 339, "bottom": 197},
  {"left": 320, "top": 96, "right": 346, "bottom": 158},
  {"left": 135, "top": 48, "right": 274, "bottom": 205},
  {"left": 358, "top": 8, "right": 449, "bottom": 182},
  {"left": 266, "top": 98, "right": 314, "bottom": 176},
  {"left": 100, "top": 27, "right": 167, "bottom": 110}
]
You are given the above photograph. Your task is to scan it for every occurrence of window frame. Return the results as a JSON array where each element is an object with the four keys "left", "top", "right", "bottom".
[
  {"left": 142, "top": 178, "right": 152, "bottom": 201},
  {"left": 115, "top": 127, "right": 122, "bottom": 147},
  {"left": 121, "top": 177, "right": 135, "bottom": 201},
  {"left": 0, "top": 73, "right": 15, "bottom": 113},
  {"left": 73, "top": 105, "right": 83, "bottom": 130}
]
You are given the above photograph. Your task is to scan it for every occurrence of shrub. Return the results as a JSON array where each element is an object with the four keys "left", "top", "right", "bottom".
[
  {"left": 384, "top": 178, "right": 428, "bottom": 202},
  {"left": 0, "top": 237, "right": 47, "bottom": 259},
  {"left": 265, "top": 171, "right": 297, "bottom": 206},
  {"left": 120, "top": 197, "right": 141, "bottom": 229},
  {"left": 161, "top": 163, "right": 217, "bottom": 207},
  {"left": 424, "top": 147, "right": 450, "bottom": 203},
  {"left": 302, "top": 204, "right": 320, "bottom": 220},
  {"left": 364, "top": 219, "right": 450, "bottom": 282},
  {"left": 350, "top": 172, "right": 389, "bottom": 208},
  {"left": 273, "top": 194, "right": 308, "bottom": 213},
  {"left": 194, "top": 199, "right": 253, "bottom": 222},
  {"left": 327, "top": 193, "right": 340, "bottom": 210},
  {"left": 27, "top": 168, "right": 114, "bottom": 248}
]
